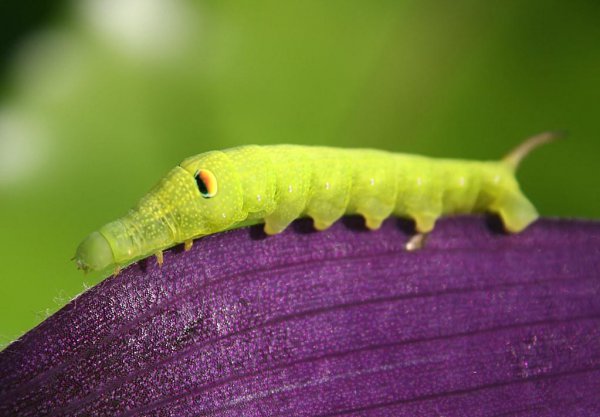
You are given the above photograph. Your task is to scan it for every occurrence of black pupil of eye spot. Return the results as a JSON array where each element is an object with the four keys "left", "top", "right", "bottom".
[{"left": 195, "top": 173, "right": 210, "bottom": 197}]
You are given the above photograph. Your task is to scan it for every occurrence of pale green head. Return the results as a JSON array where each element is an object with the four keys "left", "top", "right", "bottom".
[
  {"left": 74, "top": 231, "right": 114, "bottom": 272},
  {"left": 74, "top": 150, "right": 249, "bottom": 272}
]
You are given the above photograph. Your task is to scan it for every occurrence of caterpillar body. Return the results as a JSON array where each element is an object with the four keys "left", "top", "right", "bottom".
[{"left": 75, "top": 132, "right": 559, "bottom": 274}]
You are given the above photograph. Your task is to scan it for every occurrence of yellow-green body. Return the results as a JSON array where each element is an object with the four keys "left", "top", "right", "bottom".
[{"left": 75, "top": 140, "right": 546, "bottom": 273}]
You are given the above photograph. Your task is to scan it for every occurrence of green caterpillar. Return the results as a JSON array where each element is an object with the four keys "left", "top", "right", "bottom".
[{"left": 75, "top": 132, "right": 559, "bottom": 274}]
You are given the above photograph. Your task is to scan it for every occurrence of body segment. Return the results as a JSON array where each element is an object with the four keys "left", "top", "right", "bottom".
[{"left": 75, "top": 133, "right": 555, "bottom": 273}]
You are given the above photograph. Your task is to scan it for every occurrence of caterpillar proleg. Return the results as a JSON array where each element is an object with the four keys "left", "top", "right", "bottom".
[{"left": 75, "top": 132, "right": 560, "bottom": 274}]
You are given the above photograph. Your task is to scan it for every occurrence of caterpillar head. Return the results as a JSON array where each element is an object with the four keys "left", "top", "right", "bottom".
[
  {"left": 73, "top": 151, "right": 246, "bottom": 273},
  {"left": 178, "top": 150, "right": 245, "bottom": 235},
  {"left": 74, "top": 231, "right": 114, "bottom": 273}
]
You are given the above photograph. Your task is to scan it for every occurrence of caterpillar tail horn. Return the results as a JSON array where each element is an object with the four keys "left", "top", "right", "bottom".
[{"left": 502, "top": 131, "right": 565, "bottom": 172}]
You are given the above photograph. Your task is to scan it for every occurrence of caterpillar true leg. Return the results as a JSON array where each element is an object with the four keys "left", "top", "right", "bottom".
[
  {"left": 184, "top": 239, "right": 193, "bottom": 251},
  {"left": 155, "top": 250, "right": 164, "bottom": 266}
]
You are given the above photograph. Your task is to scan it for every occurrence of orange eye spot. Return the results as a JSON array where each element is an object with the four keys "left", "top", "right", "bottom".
[{"left": 194, "top": 169, "right": 217, "bottom": 198}]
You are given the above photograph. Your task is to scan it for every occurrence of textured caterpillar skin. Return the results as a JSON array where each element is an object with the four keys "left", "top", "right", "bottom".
[{"left": 75, "top": 142, "right": 543, "bottom": 273}]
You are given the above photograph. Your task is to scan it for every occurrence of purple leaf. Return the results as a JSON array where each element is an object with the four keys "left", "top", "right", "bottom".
[{"left": 1, "top": 216, "right": 599, "bottom": 417}]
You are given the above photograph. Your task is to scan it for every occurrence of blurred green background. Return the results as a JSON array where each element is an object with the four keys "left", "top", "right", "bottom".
[{"left": 1, "top": 0, "right": 599, "bottom": 346}]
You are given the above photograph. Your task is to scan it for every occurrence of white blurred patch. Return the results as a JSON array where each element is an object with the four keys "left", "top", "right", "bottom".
[
  {"left": 78, "top": 0, "right": 195, "bottom": 59},
  {"left": 0, "top": 109, "right": 48, "bottom": 188},
  {"left": 11, "top": 31, "right": 84, "bottom": 103}
]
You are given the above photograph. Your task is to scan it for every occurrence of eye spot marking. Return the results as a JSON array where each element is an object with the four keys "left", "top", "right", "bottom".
[{"left": 194, "top": 169, "right": 217, "bottom": 198}]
